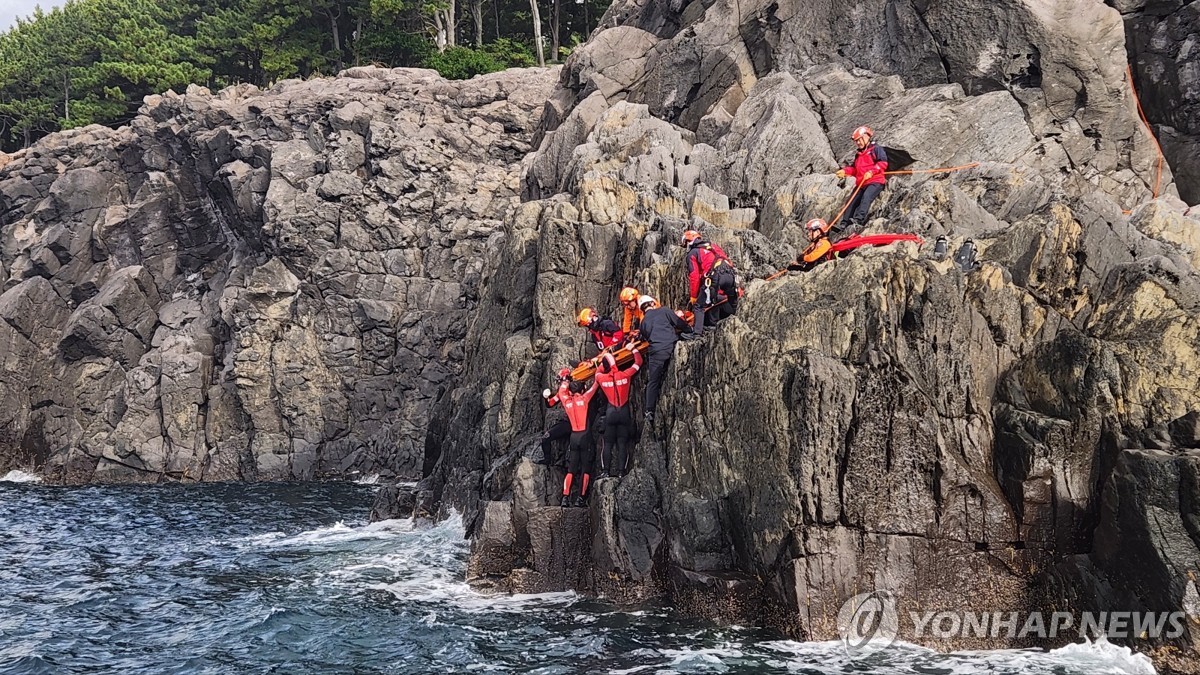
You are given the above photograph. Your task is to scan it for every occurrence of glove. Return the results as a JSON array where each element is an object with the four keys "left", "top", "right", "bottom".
[
  {"left": 542, "top": 388, "right": 552, "bottom": 399},
  {"left": 835, "top": 169, "right": 846, "bottom": 180},
  {"left": 862, "top": 170, "right": 873, "bottom": 181},
  {"left": 689, "top": 296, "right": 697, "bottom": 305}
]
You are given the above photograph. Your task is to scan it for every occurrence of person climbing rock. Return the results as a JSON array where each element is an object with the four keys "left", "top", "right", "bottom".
[
  {"left": 538, "top": 367, "right": 573, "bottom": 468},
  {"left": 577, "top": 307, "right": 624, "bottom": 352},
  {"left": 595, "top": 349, "right": 642, "bottom": 478},
  {"left": 637, "top": 295, "right": 693, "bottom": 424},
  {"left": 834, "top": 125, "right": 888, "bottom": 238},
  {"left": 559, "top": 377, "right": 599, "bottom": 507},
  {"left": 682, "top": 230, "right": 738, "bottom": 337},
  {"left": 787, "top": 218, "right": 835, "bottom": 272},
  {"left": 619, "top": 286, "right": 644, "bottom": 336}
]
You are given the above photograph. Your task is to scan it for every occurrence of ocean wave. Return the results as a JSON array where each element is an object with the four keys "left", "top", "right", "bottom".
[
  {"left": 756, "top": 636, "right": 1155, "bottom": 674},
  {"left": 0, "top": 470, "right": 42, "bottom": 483}
]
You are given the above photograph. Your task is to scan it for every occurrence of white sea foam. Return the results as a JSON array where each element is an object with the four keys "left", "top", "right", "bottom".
[
  {"left": 354, "top": 474, "right": 381, "bottom": 485},
  {"left": 758, "top": 636, "right": 1155, "bottom": 674},
  {"left": 0, "top": 469, "right": 42, "bottom": 483}
]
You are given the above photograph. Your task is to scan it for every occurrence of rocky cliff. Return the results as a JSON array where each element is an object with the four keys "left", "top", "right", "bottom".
[
  {"left": 397, "top": 0, "right": 1200, "bottom": 667},
  {"left": 0, "top": 67, "right": 557, "bottom": 483},
  {"left": 1116, "top": 0, "right": 1200, "bottom": 204},
  {"left": 2, "top": 0, "right": 1199, "bottom": 667}
]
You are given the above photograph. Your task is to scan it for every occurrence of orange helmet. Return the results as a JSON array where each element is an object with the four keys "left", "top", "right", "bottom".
[
  {"left": 681, "top": 230, "right": 702, "bottom": 247},
  {"left": 576, "top": 307, "right": 595, "bottom": 327},
  {"left": 619, "top": 286, "right": 639, "bottom": 303},
  {"left": 851, "top": 125, "right": 873, "bottom": 142}
]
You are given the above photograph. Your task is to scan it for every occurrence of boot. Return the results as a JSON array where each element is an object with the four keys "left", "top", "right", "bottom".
[
  {"left": 572, "top": 494, "right": 587, "bottom": 508},
  {"left": 560, "top": 494, "right": 571, "bottom": 507}
]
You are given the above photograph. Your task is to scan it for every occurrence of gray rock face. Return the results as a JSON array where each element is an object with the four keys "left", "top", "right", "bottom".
[
  {"left": 1117, "top": 0, "right": 1200, "bottom": 203},
  {"left": 405, "top": 5, "right": 1200, "bottom": 666},
  {"left": 0, "top": 66, "right": 558, "bottom": 483}
]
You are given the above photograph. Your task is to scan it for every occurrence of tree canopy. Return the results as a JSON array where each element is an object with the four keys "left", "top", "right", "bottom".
[{"left": 0, "top": 0, "right": 602, "bottom": 150}]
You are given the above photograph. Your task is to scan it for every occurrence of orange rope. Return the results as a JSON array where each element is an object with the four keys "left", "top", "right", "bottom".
[
  {"left": 1127, "top": 63, "right": 1164, "bottom": 202},
  {"left": 829, "top": 181, "right": 866, "bottom": 229},
  {"left": 885, "top": 162, "right": 980, "bottom": 176}
]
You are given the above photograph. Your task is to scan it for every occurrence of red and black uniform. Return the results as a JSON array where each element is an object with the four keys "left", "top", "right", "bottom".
[
  {"left": 540, "top": 380, "right": 572, "bottom": 468},
  {"left": 837, "top": 143, "right": 888, "bottom": 236},
  {"left": 595, "top": 350, "right": 643, "bottom": 477},
  {"left": 686, "top": 239, "right": 738, "bottom": 336},
  {"left": 639, "top": 306, "right": 692, "bottom": 420},
  {"left": 560, "top": 381, "right": 599, "bottom": 503},
  {"left": 587, "top": 316, "right": 624, "bottom": 351}
]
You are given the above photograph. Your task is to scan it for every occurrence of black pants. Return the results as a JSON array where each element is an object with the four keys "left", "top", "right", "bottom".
[
  {"left": 567, "top": 430, "right": 593, "bottom": 475},
  {"left": 644, "top": 349, "right": 673, "bottom": 417},
  {"left": 693, "top": 267, "right": 738, "bottom": 336},
  {"left": 837, "top": 182, "right": 884, "bottom": 235},
  {"left": 540, "top": 419, "right": 571, "bottom": 467},
  {"left": 603, "top": 404, "right": 633, "bottom": 476}
]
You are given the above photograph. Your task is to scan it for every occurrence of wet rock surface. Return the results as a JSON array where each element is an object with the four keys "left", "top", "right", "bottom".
[{"left": 0, "top": 66, "right": 557, "bottom": 483}]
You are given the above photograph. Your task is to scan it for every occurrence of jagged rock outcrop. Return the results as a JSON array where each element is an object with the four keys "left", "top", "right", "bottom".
[
  {"left": 404, "top": 0, "right": 1200, "bottom": 668},
  {"left": 1116, "top": 0, "right": 1200, "bottom": 203},
  {"left": 0, "top": 66, "right": 557, "bottom": 483}
]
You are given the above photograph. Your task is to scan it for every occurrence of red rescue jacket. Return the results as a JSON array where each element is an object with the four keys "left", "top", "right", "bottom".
[
  {"left": 686, "top": 241, "right": 732, "bottom": 299},
  {"left": 545, "top": 380, "right": 570, "bottom": 408},
  {"left": 561, "top": 383, "right": 598, "bottom": 432},
  {"left": 842, "top": 143, "right": 888, "bottom": 188},
  {"left": 595, "top": 350, "right": 643, "bottom": 408}
]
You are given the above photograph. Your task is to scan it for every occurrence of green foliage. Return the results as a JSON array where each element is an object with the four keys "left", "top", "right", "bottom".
[
  {"left": 486, "top": 38, "right": 534, "bottom": 68},
  {"left": 422, "top": 46, "right": 506, "bottom": 80},
  {"left": 0, "top": 0, "right": 611, "bottom": 149}
]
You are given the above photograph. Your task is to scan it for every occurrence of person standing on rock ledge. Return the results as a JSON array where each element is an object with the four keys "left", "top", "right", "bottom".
[
  {"left": 682, "top": 230, "right": 739, "bottom": 337},
  {"left": 539, "top": 368, "right": 574, "bottom": 468},
  {"left": 595, "top": 349, "right": 643, "bottom": 478},
  {"left": 559, "top": 378, "right": 600, "bottom": 507},
  {"left": 834, "top": 125, "right": 888, "bottom": 238},
  {"left": 637, "top": 295, "right": 695, "bottom": 424}
]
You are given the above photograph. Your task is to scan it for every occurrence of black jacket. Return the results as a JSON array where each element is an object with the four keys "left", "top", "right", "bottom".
[{"left": 639, "top": 306, "right": 690, "bottom": 353}]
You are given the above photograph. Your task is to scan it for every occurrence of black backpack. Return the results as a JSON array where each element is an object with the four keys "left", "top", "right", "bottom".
[{"left": 953, "top": 239, "right": 980, "bottom": 272}]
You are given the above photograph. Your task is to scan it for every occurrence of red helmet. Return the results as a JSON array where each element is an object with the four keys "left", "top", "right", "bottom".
[
  {"left": 681, "top": 230, "right": 702, "bottom": 247},
  {"left": 619, "top": 286, "right": 639, "bottom": 303},
  {"left": 851, "top": 126, "right": 873, "bottom": 142},
  {"left": 806, "top": 218, "right": 828, "bottom": 233},
  {"left": 557, "top": 367, "right": 571, "bottom": 379},
  {"left": 599, "top": 352, "right": 617, "bottom": 373}
]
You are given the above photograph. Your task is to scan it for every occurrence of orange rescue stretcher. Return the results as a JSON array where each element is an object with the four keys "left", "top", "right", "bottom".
[{"left": 567, "top": 297, "right": 732, "bottom": 382}]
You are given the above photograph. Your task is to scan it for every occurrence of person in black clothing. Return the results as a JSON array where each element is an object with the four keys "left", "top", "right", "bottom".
[{"left": 636, "top": 295, "right": 694, "bottom": 423}]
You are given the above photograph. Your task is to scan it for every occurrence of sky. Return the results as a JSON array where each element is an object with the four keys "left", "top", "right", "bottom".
[{"left": 2, "top": 0, "right": 64, "bottom": 32}]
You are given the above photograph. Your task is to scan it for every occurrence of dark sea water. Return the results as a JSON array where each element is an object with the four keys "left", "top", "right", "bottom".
[{"left": 0, "top": 471, "right": 1156, "bottom": 674}]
